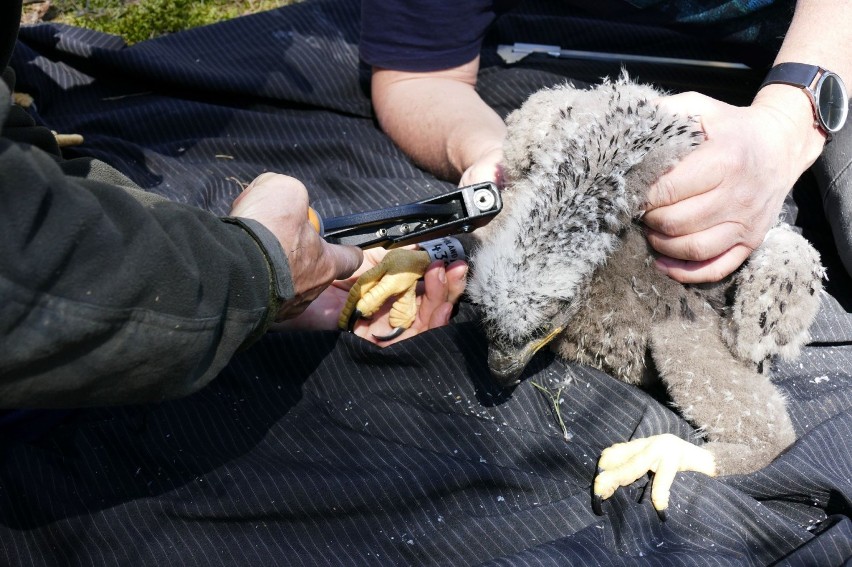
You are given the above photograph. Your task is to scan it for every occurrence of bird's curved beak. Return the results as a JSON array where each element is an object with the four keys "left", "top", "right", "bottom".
[{"left": 488, "top": 325, "right": 564, "bottom": 388}]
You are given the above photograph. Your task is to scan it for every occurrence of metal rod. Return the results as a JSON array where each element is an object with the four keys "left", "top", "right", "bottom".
[{"left": 498, "top": 42, "right": 751, "bottom": 70}]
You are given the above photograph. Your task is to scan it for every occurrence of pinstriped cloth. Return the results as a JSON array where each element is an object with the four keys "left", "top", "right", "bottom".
[
  {"left": 0, "top": 324, "right": 848, "bottom": 565},
  {"left": 6, "top": 0, "right": 852, "bottom": 565}
]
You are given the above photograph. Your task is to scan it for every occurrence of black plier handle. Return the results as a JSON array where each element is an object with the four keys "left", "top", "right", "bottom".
[{"left": 311, "top": 181, "right": 502, "bottom": 249}]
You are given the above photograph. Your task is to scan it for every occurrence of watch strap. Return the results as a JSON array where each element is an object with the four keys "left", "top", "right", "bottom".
[{"left": 759, "top": 62, "right": 821, "bottom": 91}]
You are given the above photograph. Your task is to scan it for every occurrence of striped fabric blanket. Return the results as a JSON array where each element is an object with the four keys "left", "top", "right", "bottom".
[{"left": 5, "top": 1, "right": 851, "bottom": 565}]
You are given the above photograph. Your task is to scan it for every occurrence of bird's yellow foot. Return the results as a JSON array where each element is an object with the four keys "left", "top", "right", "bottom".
[
  {"left": 338, "top": 249, "right": 432, "bottom": 340},
  {"left": 13, "top": 92, "right": 34, "bottom": 107},
  {"left": 592, "top": 433, "right": 716, "bottom": 520}
]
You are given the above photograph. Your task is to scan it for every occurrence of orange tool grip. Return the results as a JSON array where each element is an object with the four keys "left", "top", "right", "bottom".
[{"left": 307, "top": 207, "right": 323, "bottom": 235}]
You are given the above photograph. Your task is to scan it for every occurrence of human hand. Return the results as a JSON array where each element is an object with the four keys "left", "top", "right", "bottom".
[
  {"left": 272, "top": 247, "right": 468, "bottom": 346},
  {"left": 459, "top": 146, "right": 505, "bottom": 187},
  {"left": 230, "top": 173, "right": 363, "bottom": 321},
  {"left": 642, "top": 89, "right": 825, "bottom": 283}
]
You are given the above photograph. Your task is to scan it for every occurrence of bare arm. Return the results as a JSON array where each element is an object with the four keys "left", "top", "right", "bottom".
[
  {"left": 371, "top": 56, "right": 507, "bottom": 184},
  {"left": 643, "top": 0, "right": 852, "bottom": 283}
]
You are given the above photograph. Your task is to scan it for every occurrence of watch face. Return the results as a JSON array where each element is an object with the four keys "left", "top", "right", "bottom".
[{"left": 816, "top": 72, "right": 849, "bottom": 133}]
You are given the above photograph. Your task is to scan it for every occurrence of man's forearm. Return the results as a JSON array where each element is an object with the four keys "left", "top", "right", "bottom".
[
  {"left": 0, "top": 141, "right": 279, "bottom": 407},
  {"left": 371, "top": 58, "right": 507, "bottom": 182}
]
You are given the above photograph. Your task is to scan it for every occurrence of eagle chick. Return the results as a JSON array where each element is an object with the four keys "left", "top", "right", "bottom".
[{"left": 465, "top": 75, "right": 825, "bottom": 516}]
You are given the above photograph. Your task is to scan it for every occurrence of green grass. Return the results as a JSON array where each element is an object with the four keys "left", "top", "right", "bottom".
[{"left": 51, "top": 0, "right": 297, "bottom": 44}]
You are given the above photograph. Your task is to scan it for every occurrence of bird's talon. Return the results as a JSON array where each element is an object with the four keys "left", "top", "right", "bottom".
[
  {"left": 639, "top": 475, "right": 651, "bottom": 503},
  {"left": 591, "top": 434, "right": 716, "bottom": 522},
  {"left": 372, "top": 326, "right": 406, "bottom": 342},
  {"left": 338, "top": 249, "right": 432, "bottom": 337},
  {"left": 347, "top": 309, "right": 363, "bottom": 332},
  {"left": 591, "top": 494, "right": 604, "bottom": 516}
]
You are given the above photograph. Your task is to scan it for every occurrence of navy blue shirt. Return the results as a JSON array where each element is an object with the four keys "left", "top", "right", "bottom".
[{"left": 360, "top": 0, "right": 794, "bottom": 71}]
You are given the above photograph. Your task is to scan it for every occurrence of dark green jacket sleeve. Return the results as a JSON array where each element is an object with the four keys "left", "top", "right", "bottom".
[{"left": 0, "top": 78, "right": 292, "bottom": 408}]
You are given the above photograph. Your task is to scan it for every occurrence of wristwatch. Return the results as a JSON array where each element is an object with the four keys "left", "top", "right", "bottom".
[{"left": 759, "top": 62, "right": 849, "bottom": 140}]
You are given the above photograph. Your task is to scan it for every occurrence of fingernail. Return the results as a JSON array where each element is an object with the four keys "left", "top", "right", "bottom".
[
  {"left": 438, "top": 266, "right": 447, "bottom": 285},
  {"left": 248, "top": 171, "right": 275, "bottom": 188}
]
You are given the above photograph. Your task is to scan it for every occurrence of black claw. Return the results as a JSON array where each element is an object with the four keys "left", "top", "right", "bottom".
[
  {"left": 592, "top": 494, "right": 604, "bottom": 516},
  {"left": 643, "top": 473, "right": 667, "bottom": 521},
  {"left": 592, "top": 466, "right": 605, "bottom": 516},
  {"left": 638, "top": 477, "right": 651, "bottom": 503},
  {"left": 346, "top": 309, "right": 363, "bottom": 332},
  {"left": 372, "top": 326, "right": 406, "bottom": 342}
]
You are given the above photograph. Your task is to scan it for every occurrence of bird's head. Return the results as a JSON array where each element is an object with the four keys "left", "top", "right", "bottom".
[
  {"left": 485, "top": 307, "right": 575, "bottom": 387},
  {"left": 467, "top": 196, "right": 619, "bottom": 387}
]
